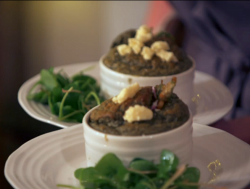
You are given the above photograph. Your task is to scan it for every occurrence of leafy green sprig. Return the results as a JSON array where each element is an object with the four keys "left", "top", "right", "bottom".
[
  {"left": 57, "top": 150, "right": 201, "bottom": 189},
  {"left": 27, "top": 66, "right": 104, "bottom": 122}
]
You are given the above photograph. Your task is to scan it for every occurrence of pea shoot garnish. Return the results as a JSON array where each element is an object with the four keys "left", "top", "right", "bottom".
[{"left": 27, "top": 66, "right": 104, "bottom": 123}]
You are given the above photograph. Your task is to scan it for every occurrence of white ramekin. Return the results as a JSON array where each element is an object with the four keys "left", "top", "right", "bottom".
[
  {"left": 100, "top": 56, "right": 195, "bottom": 108},
  {"left": 83, "top": 107, "right": 193, "bottom": 167}
]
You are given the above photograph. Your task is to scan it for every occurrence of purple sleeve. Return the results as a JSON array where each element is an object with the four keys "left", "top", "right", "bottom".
[{"left": 169, "top": 1, "right": 250, "bottom": 118}]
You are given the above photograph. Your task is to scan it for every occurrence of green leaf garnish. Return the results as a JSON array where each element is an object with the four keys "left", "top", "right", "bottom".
[
  {"left": 57, "top": 150, "right": 201, "bottom": 189},
  {"left": 27, "top": 66, "right": 104, "bottom": 123}
]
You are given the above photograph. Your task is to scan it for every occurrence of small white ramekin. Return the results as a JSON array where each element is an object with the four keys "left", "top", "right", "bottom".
[
  {"left": 83, "top": 107, "right": 193, "bottom": 167},
  {"left": 100, "top": 56, "right": 195, "bottom": 108}
]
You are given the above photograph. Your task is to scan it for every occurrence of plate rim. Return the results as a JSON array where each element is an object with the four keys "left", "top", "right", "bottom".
[
  {"left": 193, "top": 70, "right": 234, "bottom": 124},
  {"left": 4, "top": 123, "right": 250, "bottom": 189}
]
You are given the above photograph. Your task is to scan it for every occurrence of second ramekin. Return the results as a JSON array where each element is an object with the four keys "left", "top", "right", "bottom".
[{"left": 100, "top": 56, "right": 195, "bottom": 108}]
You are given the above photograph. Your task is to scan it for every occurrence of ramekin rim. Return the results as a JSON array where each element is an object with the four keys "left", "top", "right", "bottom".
[{"left": 99, "top": 54, "right": 196, "bottom": 80}]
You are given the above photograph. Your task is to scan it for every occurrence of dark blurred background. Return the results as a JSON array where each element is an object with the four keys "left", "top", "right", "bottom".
[{"left": 0, "top": 1, "right": 150, "bottom": 188}]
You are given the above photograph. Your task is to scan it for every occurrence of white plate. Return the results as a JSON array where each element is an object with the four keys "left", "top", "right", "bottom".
[
  {"left": 18, "top": 61, "right": 233, "bottom": 128},
  {"left": 5, "top": 123, "right": 250, "bottom": 189}
]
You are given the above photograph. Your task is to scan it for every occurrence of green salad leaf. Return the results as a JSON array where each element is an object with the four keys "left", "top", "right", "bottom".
[
  {"left": 40, "top": 69, "right": 58, "bottom": 90},
  {"left": 27, "top": 66, "right": 104, "bottom": 123},
  {"left": 95, "top": 153, "right": 129, "bottom": 182},
  {"left": 157, "top": 150, "right": 179, "bottom": 178},
  {"left": 57, "top": 150, "right": 201, "bottom": 189},
  {"left": 129, "top": 159, "right": 157, "bottom": 172}
]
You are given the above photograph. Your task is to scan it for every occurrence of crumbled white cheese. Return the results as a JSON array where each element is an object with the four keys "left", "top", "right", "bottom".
[
  {"left": 112, "top": 83, "right": 141, "bottom": 104},
  {"left": 138, "top": 25, "right": 151, "bottom": 33},
  {"left": 156, "top": 50, "right": 178, "bottom": 62},
  {"left": 123, "top": 105, "right": 153, "bottom": 123},
  {"left": 135, "top": 25, "right": 153, "bottom": 43},
  {"left": 128, "top": 38, "right": 144, "bottom": 54},
  {"left": 141, "top": 46, "right": 155, "bottom": 60},
  {"left": 151, "top": 41, "right": 170, "bottom": 52},
  {"left": 117, "top": 44, "right": 132, "bottom": 56}
]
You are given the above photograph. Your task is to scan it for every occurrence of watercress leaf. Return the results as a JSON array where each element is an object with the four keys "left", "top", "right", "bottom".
[
  {"left": 74, "top": 113, "right": 85, "bottom": 122},
  {"left": 134, "top": 180, "right": 155, "bottom": 189},
  {"left": 62, "top": 105, "right": 75, "bottom": 116},
  {"left": 74, "top": 167, "right": 125, "bottom": 189},
  {"left": 95, "top": 153, "right": 129, "bottom": 182},
  {"left": 48, "top": 94, "right": 55, "bottom": 114},
  {"left": 48, "top": 67, "right": 54, "bottom": 74},
  {"left": 40, "top": 69, "right": 58, "bottom": 90},
  {"left": 81, "top": 183, "right": 96, "bottom": 189},
  {"left": 75, "top": 167, "right": 101, "bottom": 182},
  {"left": 39, "top": 92, "right": 49, "bottom": 104},
  {"left": 183, "top": 167, "right": 200, "bottom": 182},
  {"left": 152, "top": 178, "right": 166, "bottom": 188},
  {"left": 56, "top": 73, "right": 70, "bottom": 88},
  {"left": 28, "top": 66, "right": 104, "bottom": 123},
  {"left": 129, "top": 158, "right": 144, "bottom": 165},
  {"left": 64, "top": 82, "right": 82, "bottom": 91},
  {"left": 61, "top": 84, "right": 82, "bottom": 110},
  {"left": 72, "top": 75, "right": 96, "bottom": 84},
  {"left": 52, "top": 102, "right": 61, "bottom": 115},
  {"left": 51, "top": 86, "right": 63, "bottom": 103},
  {"left": 64, "top": 93, "right": 81, "bottom": 110},
  {"left": 74, "top": 168, "right": 101, "bottom": 189},
  {"left": 97, "top": 183, "right": 117, "bottom": 189},
  {"left": 71, "top": 81, "right": 84, "bottom": 89},
  {"left": 129, "top": 160, "right": 157, "bottom": 172},
  {"left": 85, "top": 91, "right": 101, "bottom": 105},
  {"left": 27, "top": 81, "right": 43, "bottom": 100},
  {"left": 85, "top": 82, "right": 98, "bottom": 91},
  {"left": 78, "top": 95, "right": 84, "bottom": 110},
  {"left": 28, "top": 90, "right": 48, "bottom": 104},
  {"left": 127, "top": 169, "right": 157, "bottom": 189},
  {"left": 125, "top": 172, "right": 143, "bottom": 188},
  {"left": 28, "top": 91, "right": 44, "bottom": 101},
  {"left": 74, "top": 167, "right": 110, "bottom": 189},
  {"left": 158, "top": 150, "right": 179, "bottom": 178}
]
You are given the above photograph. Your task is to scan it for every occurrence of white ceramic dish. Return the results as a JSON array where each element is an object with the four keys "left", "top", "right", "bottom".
[
  {"left": 83, "top": 107, "right": 193, "bottom": 166},
  {"left": 5, "top": 123, "right": 250, "bottom": 189},
  {"left": 18, "top": 61, "right": 233, "bottom": 128},
  {"left": 100, "top": 56, "right": 195, "bottom": 108}
]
